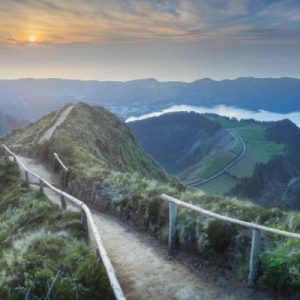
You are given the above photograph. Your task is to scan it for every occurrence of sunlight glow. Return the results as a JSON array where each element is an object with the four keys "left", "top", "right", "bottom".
[{"left": 29, "top": 34, "right": 37, "bottom": 43}]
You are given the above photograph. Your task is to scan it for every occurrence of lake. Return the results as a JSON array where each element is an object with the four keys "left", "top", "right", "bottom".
[{"left": 126, "top": 104, "right": 300, "bottom": 127}]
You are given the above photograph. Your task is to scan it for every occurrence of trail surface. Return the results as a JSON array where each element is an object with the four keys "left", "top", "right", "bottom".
[
  {"left": 37, "top": 105, "right": 73, "bottom": 144},
  {"left": 16, "top": 155, "right": 268, "bottom": 300}
]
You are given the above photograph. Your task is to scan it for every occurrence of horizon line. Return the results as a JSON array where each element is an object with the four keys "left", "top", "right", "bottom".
[{"left": 0, "top": 76, "right": 300, "bottom": 84}]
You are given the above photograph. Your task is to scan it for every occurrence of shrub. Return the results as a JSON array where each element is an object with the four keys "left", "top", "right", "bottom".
[{"left": 260, "top": 240, "right": 300, "bottom": 295}]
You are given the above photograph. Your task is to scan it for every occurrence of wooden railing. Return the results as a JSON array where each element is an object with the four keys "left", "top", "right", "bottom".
[
  {"left": 54, "top": 152, "right": 68, "bottom": 172},
  {"left": 160, "top": 194, "right": 300, "bottom": 287},
  {"left": 7, "top": 143, "right": 299, "bottom": 291},
  {"left": 3, "top": 145, "right": 126, "bottom": 300}
]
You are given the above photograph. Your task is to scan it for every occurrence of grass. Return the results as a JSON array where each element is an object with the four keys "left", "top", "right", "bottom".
[
  {"left": 35, "top": 103, "right": 168, "bottom": 182},
  {"left": 206, "top": 116, "right": 285, "bottom": 180},
  {"left": 4, "top": 109, "right": 61, "bottom": 146},
  {"left": 199, "top": 152, "right": 236, "bottom": 179},
  {"left": 0, "top": 155, "right": 114, "bottom": 299},
  {"left": 4, "top": 102, "right": 300, "bottom": 296},
  {"left": 197, "top": 173, "right": 239, "bottom": 194},
  {"left": 228, "top": 124, "right": 284, "bottom": 179}
]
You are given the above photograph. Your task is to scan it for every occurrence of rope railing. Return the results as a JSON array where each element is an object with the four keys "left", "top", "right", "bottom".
[
  {"left": 3, "top": 145, "right": 126, "bottom": 300},
  {"left": 160, "top": 193, "right": 300, "bottom": 287}
]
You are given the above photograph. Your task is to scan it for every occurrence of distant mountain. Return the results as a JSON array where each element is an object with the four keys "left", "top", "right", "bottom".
[
  {"left": 0, "top": 77, "right": 300, "bottom": 121},
  {"left": 0, "top": 112, "right": 25, "bottom": 136},
  {"left": 130, "top": 112, "right": 300, "bottom": 210}
]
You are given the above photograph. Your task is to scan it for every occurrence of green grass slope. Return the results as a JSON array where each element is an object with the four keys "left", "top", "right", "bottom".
[
  {"left": 129, "top": 112, "right": 239, "bottom": 184},
  {"left": 198, "top": 119, "right": 285, "bottom": 194},
  {"left": 0, "top": 155, "right": 114, "bottom": 299}
]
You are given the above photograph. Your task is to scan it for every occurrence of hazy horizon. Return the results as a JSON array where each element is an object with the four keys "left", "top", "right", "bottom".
[
  {"left": 1, "top": 0, "right": 300, "bottom": 81},
  {"left": 1, "top": 76, "right": 300, "bottom": 83}
]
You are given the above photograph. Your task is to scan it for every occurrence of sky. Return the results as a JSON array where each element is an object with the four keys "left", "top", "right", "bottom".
[{"left": 0, "top": 0, "right": 299, "bottom": 81}]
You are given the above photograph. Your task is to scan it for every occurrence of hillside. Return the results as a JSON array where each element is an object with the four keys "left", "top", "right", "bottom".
[
  {"left": 1, "top": 77, "right": 300, "bottom": 121},
  {"left": 4, "top": 103, "right": 168, "bottom": 182},
  {"left": 0, "top": 112, "right": 25, "bottom": 136},
  {"left": 128, "top": 112, "right": 300, "bottom": 210},
  {"left": 4, "top": 103, "right": 300, "bottom": 296},
  {"left": 232, "top": 119, "right": 300, "bottom": 209},
  {"left": 128, "top": 112, "right": 236, "bottom": 178},
  {"left": 0, "top": 154, "right": 113, "bottom": 299}
]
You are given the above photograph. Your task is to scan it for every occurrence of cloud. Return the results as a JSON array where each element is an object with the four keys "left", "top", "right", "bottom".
[
  {"left": 258, "top": 0, "right": 300, "bottom": 22},
  {"left": 0, "top": 0, "right": 299, "bottom": 47}
]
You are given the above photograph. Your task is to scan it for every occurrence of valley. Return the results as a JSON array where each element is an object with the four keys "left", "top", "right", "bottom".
[{"left": 129, "top": 112, "right": 294, "bottom": 207}]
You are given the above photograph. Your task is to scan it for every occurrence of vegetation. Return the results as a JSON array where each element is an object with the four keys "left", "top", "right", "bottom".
[
  {"left": 5, "top": 103, "right": 300, "bottom": 296},
  {"left": 5, "top": 108, "right": 62, "bottom": 146},
  {"left": 130, "top": 112, "right": 286, "bottom": 197},
  {"left": 0, "top": 155, "right": 114, "bottom": 299},
  {"left": 228, "top": 124, "right": 284, "bottom": 178},
  {"left": 129, "top": 112, "right": 221, "bottom": 174}
]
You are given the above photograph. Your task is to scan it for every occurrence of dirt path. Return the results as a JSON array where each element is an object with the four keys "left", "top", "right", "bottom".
[
  {"left": 37, "top": 105, "right": 74, "bottom": 144},
  {"left": 15, "top": 155, "right": 269, "bottom": 300}
]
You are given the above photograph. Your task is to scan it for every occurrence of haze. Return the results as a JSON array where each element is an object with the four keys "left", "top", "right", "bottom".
[{"left": 0, "top": 0, "right": 299, "bottom": 81}]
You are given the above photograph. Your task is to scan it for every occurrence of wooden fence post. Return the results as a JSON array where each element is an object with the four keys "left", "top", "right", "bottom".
[
  {"left": 248, "top": 229, "right": 261, "bottom": 287},
  {"left": 25, "top": 171, "right": 29, "bottom": 184},
  {"left": 60, "top": 195, "right": 67, "bottom": 210},
  {"left": 63, "top": 171, "right": 69, "bottom": 188},
  {"left": 168, "top": 202, "right": 177, "bottom": 258},
  {"left": 53, "top": 159, "right": 58, "bottom": 173},
  {"left": 81, "top": 208, "right": 88, "bottom": 239},
  {"left": 39, "top": 179, "right": 44, "bottom": 193}
]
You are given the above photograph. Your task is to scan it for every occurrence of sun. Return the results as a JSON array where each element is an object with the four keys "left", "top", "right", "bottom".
[{"left": 29, "top": 34, "right": 37, "bottom": 43}]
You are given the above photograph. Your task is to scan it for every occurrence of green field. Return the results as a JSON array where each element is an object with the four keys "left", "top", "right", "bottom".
[
  {"left": 186, "top": 118, "right": 285, "bottom": 194},
  {"left": 228, "top": 124, "right": 284, "bottom": 178},
  {"left": 197, "top": 172, "right": 239, "bottom": 194},
  {"left": 200, "top": 152, "right": 236, "bottom": 178}
]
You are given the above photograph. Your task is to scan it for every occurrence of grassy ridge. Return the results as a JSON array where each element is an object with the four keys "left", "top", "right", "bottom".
[
  {"left": 0, "top": 155, "right": 114, "bottom": 299},
  {"left": 36, "top": 103, "right": 168, "bottom": 182}
]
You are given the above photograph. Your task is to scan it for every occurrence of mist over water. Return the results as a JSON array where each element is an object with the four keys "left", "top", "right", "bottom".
[{"left": 126, "top": 105, "right": 300, "bottom": 127}]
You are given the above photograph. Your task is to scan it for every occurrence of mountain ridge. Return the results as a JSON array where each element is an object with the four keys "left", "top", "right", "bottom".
[{"left": 1, "top": 77, "right": 300, "bottom": 121}]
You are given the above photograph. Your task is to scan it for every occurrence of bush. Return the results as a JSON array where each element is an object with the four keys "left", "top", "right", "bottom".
[
  {"left": 0, "top": 156, "right": 19, "bottom": 189},
  {"left": 260, "top": 240, "right": 300, "bottom": 295}
]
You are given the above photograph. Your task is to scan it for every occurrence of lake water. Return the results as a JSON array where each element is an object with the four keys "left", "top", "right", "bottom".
[{"left": 126, "top": 104, "right": 300, "bottom": 127}]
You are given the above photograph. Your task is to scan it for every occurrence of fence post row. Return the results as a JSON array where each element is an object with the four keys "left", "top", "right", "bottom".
[
  {"left": 168, "top": 202, "right": 177, "bottom": 257},
  {"left": 160, "top": 193, "right": 300, "bottom": 288}
]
